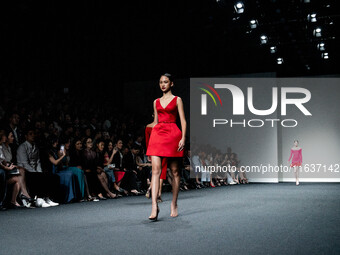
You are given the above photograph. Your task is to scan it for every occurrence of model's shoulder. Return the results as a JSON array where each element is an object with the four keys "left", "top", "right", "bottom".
[{"left": 175, "top": 96, "right": 183, "bottom": 102}]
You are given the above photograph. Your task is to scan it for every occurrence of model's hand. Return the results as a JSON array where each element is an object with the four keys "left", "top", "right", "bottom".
[{"left": 178, "top": 139, "right": 185, "bottom": 151}]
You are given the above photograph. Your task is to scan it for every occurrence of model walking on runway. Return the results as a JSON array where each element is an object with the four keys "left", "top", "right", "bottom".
[
  {"left": 288, "top": 140, "right": 302, "bottom": 186},
  {"left": 145, "top": 120, "right": 167, "bottom": 202},
  {"left": 146, "top": 73, "right": 187, "bottom": 221}
]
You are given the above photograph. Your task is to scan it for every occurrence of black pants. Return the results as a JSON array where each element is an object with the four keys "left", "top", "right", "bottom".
[
  {"left": 0, "top": 169, "right": 6, "bottom": 207},
  {"left": 136, "top": 167, "right": 150, "bottom": 190},
  {"left": 85, "top": 171, "right": 103, "bottom": 196},
  {"left": 25, "top": 171, "right": 59, "bottom": 199},
  {"left": 120, "top": 171, "right": 138, "bottom": 191}
]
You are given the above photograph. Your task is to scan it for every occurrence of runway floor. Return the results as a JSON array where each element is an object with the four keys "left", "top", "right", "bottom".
[{"left": 1, "top": 183, "right": 339, "bottom": 255}]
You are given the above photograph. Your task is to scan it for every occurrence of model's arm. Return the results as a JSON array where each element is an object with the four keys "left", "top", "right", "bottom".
[
  {"left": 288, "top": 149, "right": 293, "bottom": 162},
  {"left": 177, "top": 97, "right": 187, "bottom": 151},
  {"left": 153, "top": 99, "right": 158, "bottom": 124}
]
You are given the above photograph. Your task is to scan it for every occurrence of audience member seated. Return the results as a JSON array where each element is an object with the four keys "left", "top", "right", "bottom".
[
  {"left": 47, "top": 135, "right": 81, "bottom": 203},
  {"left": 94, "top": 139, "right": 117, "bottom": 199},
  {"left": 81, "top": 137, "right": 101, "bottom": 201},
  {"left": 0, "top": 130, "right": 33, "bottom": 208},
  {"left": 69, "top": 137, "right": 94, "bottom": 200},
  {"left": 16, "top": 127, "right": 59, "bottom": 207}
]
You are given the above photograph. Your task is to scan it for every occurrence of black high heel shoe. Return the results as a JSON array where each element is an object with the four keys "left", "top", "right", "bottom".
[{"left": 149, "top": 206, "right": 160, "bottom": 221}]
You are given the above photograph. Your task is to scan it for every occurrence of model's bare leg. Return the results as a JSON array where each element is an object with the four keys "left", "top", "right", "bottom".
[
  {"left": 158, "top": 179, "right": 164, "bottom": 202},
  {"left": 150, "top": 156, "right": 161, "bottom": 219},
  {"left": 294, "top": 166, "right": 299, "bottom": 185},
  {"left": 169, "top": 159, "right": 180, "bottom": 217}
]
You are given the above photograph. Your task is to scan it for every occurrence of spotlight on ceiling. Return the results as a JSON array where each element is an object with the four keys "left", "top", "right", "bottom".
[
  {"left": 270, "top": 46, "right": 277, "bottom": 53},
  {"left": 260, "top": 35, "right": 268, "bottom": 44},
  {"left": 317, "top": 42, "right": 325, "bottom": 51},
  {"left": 307, "top": 13, "right": 317, "bottom": 22},
  {"left": 249, "top": 19, "right": 258, "bottom": 29},
  {"left": 277, "top": 58, "right": 284, "bottom": 64},
  {"left": 303, "top": 0, "right": 310, "bottom": 3},
  {"left": 234, "top": 2, "right": 244, "bottom": 14},
  {"left": 313, "top": 27, "right": 322, "bottom": 37},
  {"left": 322, "top": 52, "right": 329, "bottom": 59}
]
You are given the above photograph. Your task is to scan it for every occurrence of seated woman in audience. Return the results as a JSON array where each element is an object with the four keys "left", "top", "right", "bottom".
[
  {"left": 0, "top": 132, "right": 21, "bottom": 208},
  {"left": 213, "top": 152, "right": 228, "bottom": 186},
  {"left": 81, "top": 137, "right": 103, "bottom": 200},
  {"left": 232, "top": 153, "right": 248, "bottom": 184},
  {"left": 191, "top": 146, "right": 204, "bottom": 189},
  {"left": 103, "top": 139, "right": 125, "bottom": 195},
  {"left": 69, "top": 138, "right": 94, "bottom": 200},
  {"left": 60, "top": 137, "right": 92, "bottom": 198},
  {"left": 111, "top": 139, "right": 139, "bottom": 195},
  {"left": 47, "top": 135, "right": 81, "bottom": 203},
  {"left": 222, "top": 153, "right": 237, "bottom": 185},
  {"left": 0, "top": 130, "right": 33, "bottom": 207},
  {"left": 94, "top": 139, "right": 117, "bottom": 199}
]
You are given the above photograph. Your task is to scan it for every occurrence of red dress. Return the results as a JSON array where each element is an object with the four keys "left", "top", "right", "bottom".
[
  {"left": 146, "top": 96, "right": 184, "bottom": 158},
  {"left": 288, "top": 148, "right": 302, "bottom": 167},
  {"left": 145, "top": 126, "right": 167, "bottom": 180}
]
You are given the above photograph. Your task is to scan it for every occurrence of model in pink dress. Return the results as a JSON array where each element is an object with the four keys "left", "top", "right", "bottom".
[{"left": 288, "top": 140, "right": 302, "bottom": 186}]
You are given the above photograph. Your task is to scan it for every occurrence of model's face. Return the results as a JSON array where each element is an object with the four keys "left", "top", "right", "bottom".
[
  {"left": 75, "top": 140, "right": 82, "bottom": 151},
  {"left": 159, "top": 76, "right": 173, "bottom": 92},
  {"left": 294, "top": 141, "right": 298, "bottom": 147},
  {"left": 86, "top": 138, "right": 93, "bottom": 149}
]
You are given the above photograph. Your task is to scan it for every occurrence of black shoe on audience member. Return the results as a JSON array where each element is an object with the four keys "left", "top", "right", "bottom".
[{"left": 0, "top": 205, "right": 7, "bottom": 211}]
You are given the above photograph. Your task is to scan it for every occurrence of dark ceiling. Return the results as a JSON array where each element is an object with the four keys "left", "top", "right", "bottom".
[{"left": 1, "top": 0, "right": 339, "bottom": 87}]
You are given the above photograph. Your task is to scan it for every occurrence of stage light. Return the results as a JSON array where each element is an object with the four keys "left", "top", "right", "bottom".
[
  {"left": 277, "top": 58, "right": 284, "bottom": 64},
  {"left": 270, "top": 46, "right": 277, "bottom": 53},
  {"left": 313, "top": 27, "right": 322, "bottom": 37},
  {"left": 249, "top": 19, "right": 258, "bottom": 29},
  {"left": 322, "top": 53, "right": 329, "bottom": 59},
  {"left": 303, "top": 0, "right": 310, "bottom": 3},
  {"left": 307, "top": 13, "right": 317, "bottom": 22},
  {"left": 260, "top": 35, "right": 268, "bottom": 44},
  {"left": 234, "top": 2, "right": 244, "bottom": 14},
  {"left": 317, "top": 42, "right": 325, "bottom": 51}
]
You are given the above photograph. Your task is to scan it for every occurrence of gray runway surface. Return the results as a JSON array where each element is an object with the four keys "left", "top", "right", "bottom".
[{"left": 1, "top": 183, "right": 339, "bottom": 255}]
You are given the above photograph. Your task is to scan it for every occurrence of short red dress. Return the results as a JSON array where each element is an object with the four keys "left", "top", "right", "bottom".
[
  {"left": 146, "top": 96, "right": 184, "bottom": 158},
  {"left": 145, "top": 126, "right": 167, "bottom": 180}
]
